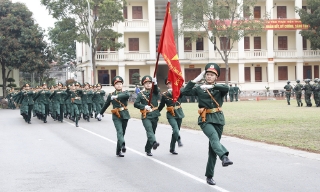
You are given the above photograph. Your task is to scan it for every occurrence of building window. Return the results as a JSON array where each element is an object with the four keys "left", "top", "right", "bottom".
[
  {"left": 123, "top": 6, "right": 127, "bottom": 19},
  {"left": 184, "top": 37, "right": 192, "bottom": 52},
  {"left": 303, "top": 66, "right": 312, "bottom": 79},
  {"left": 129, "top": 69, "right": 140, "bottom": 84},
  {"left": 244, "top": 37, "right": 250, "bottom": 50},
  {"left": 184, "top": 68, "right": 201, "bottom": 82},
  {"left": 245, "top": 67, "right": 251, "bottom": 82},
  {"left": 196, "top": 38, "right": 203, "bottom": 51},
  {"left": 278, "top": 66, "right": 288, "bottom": 80},
  {"left": 243, "top": 6, "right": 250, "bottom": 19},
  {"left": 254, "top": 6, "right": 261, "bottom": 18},
  {"left": 303, "top": 37, "right": 307, "bottom": 50},
  {"left": 255, "top": 67, "right": 262, "bottom": 82},
  {"left": 132, "top": 6, "right": 143, "bottom": 19},
  {"left": 254, "top": 37, "right": 261, "bottom": 50},
  {"left": 278, "top": 36, "right": 288, "bottom": 50},
  {"left": 129, "top": 38, "right": 139, "bottom": 52},
  {"left": 98, "top": 70, "right": 110, "bottom": 85},
  {"left": 314, "top": 65, "right": 319, "bottom": 78},
  {"left": 277, "top": 6, "right": 287, "bottom": 19},
  {"left": 219, "top": 68, "right": 231, "bottom": 82},
  {"left": 220, "top": 37, "right": 230, "bottom": 50},
  {"left": 111, "top": 70, "right": 116, "bottom": 81}
]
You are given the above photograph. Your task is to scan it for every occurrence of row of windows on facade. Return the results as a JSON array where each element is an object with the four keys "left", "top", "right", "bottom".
[{"left": 96, "top": 66, "right": 319, "bottom": 85}]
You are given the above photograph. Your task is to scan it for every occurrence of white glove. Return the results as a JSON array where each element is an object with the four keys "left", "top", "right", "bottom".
[
  {"left": 193, "top": 70, "right": 205, "bottom": 82},
  {"left": 152, "top": 77, "right": 157, "bottom": 85},
  {"left": 168, "top": 88, "right": 172, "bottom": 92},
  {"left": 111, "top": 95, "right": 118, "bottom": 100},
  {"left": 144, "top": 105, "right": 151, "bottom": 111},
  {"left": 97, "top": 113, "right": 102, "bottom": 120},
  {"left": 200, "top": 85, "right": 214, "bottom": 90}
]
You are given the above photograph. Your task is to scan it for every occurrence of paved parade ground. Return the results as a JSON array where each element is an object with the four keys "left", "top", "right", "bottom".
[{"left": 1, "top": 109, "right": 320, "bottom": 192}]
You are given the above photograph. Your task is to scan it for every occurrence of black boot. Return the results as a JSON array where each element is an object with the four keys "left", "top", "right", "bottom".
[{"left": 206, "top": 177, "right": 216, "bottom": 185}]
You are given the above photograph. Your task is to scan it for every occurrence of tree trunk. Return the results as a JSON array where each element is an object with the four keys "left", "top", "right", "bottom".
[
  {"left": 6, "top": 69, "right": 12, "bottom": 79},
  {"left": 92, "top": 49, "right": 96, "bottom": 85},
  {"left": 1, "top": 63, "right": 7, "bottom": 98},
  {"left": 224, "top": 52, "right": 229, "bottom": 84}
]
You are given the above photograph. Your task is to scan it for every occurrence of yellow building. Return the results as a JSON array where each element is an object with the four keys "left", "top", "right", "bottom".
[{"left": 76, "top": 0, "right": 320, "bottom": 92}]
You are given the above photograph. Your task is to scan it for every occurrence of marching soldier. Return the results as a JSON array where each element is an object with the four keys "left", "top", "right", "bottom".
[
  {"left": 314, "top": 80, "right": 320, "bottom": 107},
  {"left": 16, "top": 84, "right": 35, "bottom": 124},
  {"left": 302, "top": 79, "right": 313, "bottom": 107},
  {"left": 233, "top": 84, "right": 241, "bottom": 101},
  {"left": 97, "top": 76, "right": 130, "bottom": 157},
  {"left": 284, "top": 81, "right": 293, "bottom": 105},
  {"left": 158, "top": 78, "right": 184, "bottom": 155},
  {"left": 7, "top": 87, "right": 16, "bottom": 109},
  {"left": 33, "top": 83, "right": 51, "bottom": 123},
  {"left": 228, "top": 84, "right": 234, "bottom": 102},
  {"left": 134, "top": 75, "right": 160, "bottom": 156},
  {"left": 312, "top": 78, "right": 319, "bottom": 106},
  {"left": 293, "top": 79, "right": 304, "bottom": 107},
  {"left": 181, "top": 63, "right": 233, "bottom": 186},
  {"left": 49, "top": 82, "right": 66, "bottom": 122},
  {"left": 81, "top": 83, "right": 91, "bottom": 122},
  {"left": 66, "top": 82, "right": 83, "bottom": 127},
  {"left": 93, "top": 83, "right": 105, "bottom": 120}
]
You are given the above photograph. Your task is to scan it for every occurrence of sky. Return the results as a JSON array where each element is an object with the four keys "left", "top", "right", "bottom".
[{"left": 12, "top": 0, "right": 56, "bottom": 37}]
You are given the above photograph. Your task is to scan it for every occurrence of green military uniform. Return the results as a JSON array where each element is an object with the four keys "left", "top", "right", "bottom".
[
  {"left": 293, "top": 80, "right": 304, "bottom": 107},
  {"left": 181, "top": 63, "right": 232, "bottom": 185},
  {"left": 93, "top": 84, "right": 105, "bottom": 119},
  {"left": 100, "top": 76, "right": 130, "bottom": 157},
  {"left": 312, "top": 79, "right": 319, "bottom": 106},
  {"left": 302, "top": 79, "right": 313, "bottom": 107},
  {"left": 314, "top": 80, "right": 320, "bottom": 107},
  {"left": 228, "top": 85, "right": 234, "bottom": 102},
  {"left": 16, "top": 84, "right": 34, "bottom": 124},
  {"left": 6, "top": 90, "right": 16, "bottom": 109},
  {"left": 158, "top": 78, "right": 184, "bottom": 154},
  {"left": 33, "top": 84, "right": 51, "bottom": 123},
  {"left": 66, "top": 83, "right": 83, "bottom": 127},
  {"left": 233, "top": 84, "right": 240, "bottom": 101},
  {"left": 64, "top": 85, "right": 73, "bottom": 118},
  {"left": 87, "top": 86, "right": 94, "bottom": 118},
  {"left": 134, "top": 75, "right": 161, "bottom": 156},
  {"left": 49, "top": 83, "right": 67, "bottom": 122},
  {"left": 284, "top": 81, "right": 293, "bottom": 105}
]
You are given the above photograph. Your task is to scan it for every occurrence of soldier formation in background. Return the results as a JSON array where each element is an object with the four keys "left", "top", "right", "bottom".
[{"left": 291, "top": 78, "right": 320, "bottom": 107}]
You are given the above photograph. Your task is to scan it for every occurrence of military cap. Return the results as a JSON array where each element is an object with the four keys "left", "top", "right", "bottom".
[
  {"left": 164, "top": 77, "right": 170, "bottom": 85},
  {"left": 314, "top": 78, "right": 318, "bottom": 82},
  {"left": 57, "top": 82, "right": 63, "bottom": 86},
  {"left": 96, "top": 83, "right": 102, "bottom": 87},
  {"left": 141, "top": 75, "right": 152, "bottom": 85},
  {"left": 205, "top": 63, "right": 220, "bottom": 77},
  {"left": 296, "top": 79, "right": 300, "bottom": 83},
  {"left": 112, "top": 76, "right": 124, "bottom": 86},
  {"left": 287, "top": 80, "right": 291, "bottom": 84},
  {"left": 75, "top": 82, "right": 80, "bottom": 86}
]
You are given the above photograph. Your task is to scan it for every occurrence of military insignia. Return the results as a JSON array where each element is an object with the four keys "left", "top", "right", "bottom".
[{"left": 146, "top": 77, "right": 150, "bottom": 81}]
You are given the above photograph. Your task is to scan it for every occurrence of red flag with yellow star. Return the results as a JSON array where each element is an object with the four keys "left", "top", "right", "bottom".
[{"left": 157, "top": 2, "right": 184, "bottom": 102}]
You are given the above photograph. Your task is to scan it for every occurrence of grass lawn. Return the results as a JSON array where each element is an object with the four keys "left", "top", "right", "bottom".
[{"left": 106, "top": 99, "right": 320, "bottom": 154}]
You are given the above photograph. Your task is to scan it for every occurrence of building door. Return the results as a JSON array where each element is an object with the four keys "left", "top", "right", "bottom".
[
  {"left": 255, "top": 67, "right": 262, "bottom": 82},
  {"left": 278, "top": 36, "right": 288, "bottom": 50},
  {"left": 219, "top": 68, "right": 231, "bottom": 82},
  {"left": 129, "top": 38, "right": 139, "bottom": 52},
  {"left": 254, "top": 37, "right": 261, "bottom": 50},
  {"left": 254, "top": 6, "right": 261, "bottom": 18},
  {"left": 245, "top": 67, "right": 251, "bottom": 82},
  {"left": 303, "top": 66, "right": 312, "bottom": 79},
  {"left": 244, "top": 37, "right": 250, "bottom": 50},
  {"left": 184, "top": 68, "right": 201, "bottom": 82},
  {"left": 98, "top": 70, "right": 109, "bottom": 85},
  {"left": 132, "top": 6, "right": 143, "bottom": 19},
  {"left": 196, "top": 38, "right": 204, "bottom": 51},
  {"left": 111, "top": 70, "right": 116, "bottom": 82},
  {"left": 314, "top": 65, "right": 319, "bottom": 78}
]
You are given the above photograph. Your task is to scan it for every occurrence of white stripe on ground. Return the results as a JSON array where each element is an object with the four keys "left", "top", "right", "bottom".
[{"left": 65, "top": 121, "right": 230, "bottom": 192}]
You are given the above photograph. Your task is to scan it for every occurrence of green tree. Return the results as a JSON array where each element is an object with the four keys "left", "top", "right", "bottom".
[
  {"left": 0, "top": 0, "right": 51, "bottom": 97},
  {"left": 296, "top": 0, "right": 320, "bottom": 50},
  {"left": 41, "top": 0, "right": 126, "bottom": 84},
  {"left": 131, "top": 72, "right": 141, "bottom": 85},
  {"left": 173, "top": 0, "right": 267, "bottom": 83},
  {"left": 48, "top": 18, "right": 77, "bottom": 66}
]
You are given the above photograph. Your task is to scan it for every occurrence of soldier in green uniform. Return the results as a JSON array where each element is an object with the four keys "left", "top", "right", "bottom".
[
  {"left": 284, "top": 81, "right": 293, "bottom": 105},
  {"left": 49, "top": 82, "right": 66, "bottom": 122},
  {"left": 97, "top": 76, "right": 130, "bottom": 157},
  {"left": 93, "top": 84, "right": 105, "bottom": 120},
  {"left": 233, "top": 84, "right": 241, "bottom": 101},
  {"left": 64, "top": 85, "right": 72, "bottom": 119},
  {"left": 81, "top": 83, "right": 91, "bottom": 122},
  {"left": 66, "top": 82, "right": 83, "bottom": 127},
  {"left": 181, "top": 63, "right": 233, "bottom": 186},
  {"left": 88, "top": 85, "right": 94, "bottom": 118},
  {"left": 33, "top": 83, "right": 51, "bottom": 123},
  {"left": 158, "top": 78, "right": 184, "bottom": 155},
  {"left": 302, "top": 79, "right": 313, "bottom": 107},
  {"left": 16, "top": 84, "right": 35, "bottom": 124},
  {"left": 134, "top": 75, "right": 161, "bottom": 156},
  {"left": 312, "top": 78, "right": 319, "bottom": 106},
  {"left": 7, "top": 88, "right": 16, "bottom": 109},
  {"left": 315, "top": 80, "right": 320, "bottom": 107},
  {"left": 228, "top": 84, "right": 234, "bottom": 102},
  {"left": 293, "top": 79, "right": 304, "bottom": 107}
]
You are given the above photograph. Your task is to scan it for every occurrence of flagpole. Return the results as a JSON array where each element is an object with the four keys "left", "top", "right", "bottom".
[{"left": 148, "top": 52, "right": 161, "bottom": 106}]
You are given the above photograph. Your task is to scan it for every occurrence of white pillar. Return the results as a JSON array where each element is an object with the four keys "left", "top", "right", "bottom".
[
  {"left": 208, "top": 31, "right": 215, "bottom": 62},
  {"left": 266, "top": 0, "right": 274, "bottom": 19},
  {"left": 268, "top": 62, "right": 275, "bottom": 83},
  {"left": 267, "top": 30, "right": 274, "bottom": 58},
  {"left": 296, "top": 30, "right": 303, "bottom": 58},
  {"left": 296, "top": 61, "right": 303, "bottom": 81},
  {"left": 238, "top": 63, "right": 245, "bottom": 83},
  {"left": 177, "top": 11, "right": 185, "bottom": 59},
  {"left": 118, "top": 3, "right": 125, "bottom": 61},
  {"left": 149, "top": 65, "right": 155, "bottom": 77},
  {"left": 118, "top": 64, "right": 126, "bottom": 84},
  {"left": 238, "top": 34, "right": 244, "bottom": 59},
  {"left": 295, "top": 0, "right": 302, "bottom": 19},
  {"left": 148, "top": 0, "right": 156, "bottom": 59}
]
